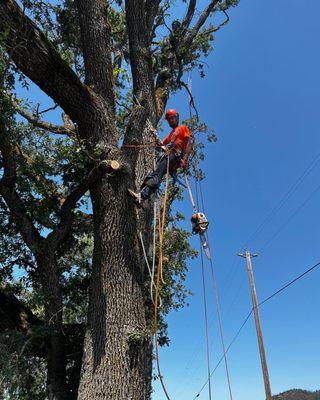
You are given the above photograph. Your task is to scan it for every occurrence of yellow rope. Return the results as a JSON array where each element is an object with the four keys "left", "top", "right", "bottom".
[{"left": 153, "top": 152, "right": 172, "bottom": 400}]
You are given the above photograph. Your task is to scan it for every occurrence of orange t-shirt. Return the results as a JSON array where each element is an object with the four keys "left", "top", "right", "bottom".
[{"left": 162, "top": 125, "right": 191, "bottom": 152}]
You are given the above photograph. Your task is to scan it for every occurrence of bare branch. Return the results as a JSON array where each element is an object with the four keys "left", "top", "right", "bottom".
[
  {"left": 11, "top": 97, "right": 75, "bottom": 136},
  {"left": 38, "top": 103, "right": 58, "bottom": 115},
  {"left": 183, "top": 0, "right": 220, "bottom": 47},
  {"left": 202, "top": 10, "right": 230, "bottom": 34},
  {"left": 181, "top": 0, "right": 197, "bottom": 34}
]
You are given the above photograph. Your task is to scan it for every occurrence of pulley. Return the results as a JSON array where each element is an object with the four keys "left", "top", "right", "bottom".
[{"left": 191, "top": 212, "right": 209, "bottom": 235}]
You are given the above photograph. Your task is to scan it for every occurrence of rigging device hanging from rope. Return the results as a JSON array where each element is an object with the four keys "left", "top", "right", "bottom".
[
  {"left": 185, "top": 174, "right": 211, "bottom": 260},
  {"left": 191, "top": 212, "right": 211, "bottom": 260}
]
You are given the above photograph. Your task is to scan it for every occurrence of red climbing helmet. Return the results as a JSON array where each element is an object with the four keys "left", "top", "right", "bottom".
[{"left": 165, "top": 109, "right": 179, "bottom": 120}]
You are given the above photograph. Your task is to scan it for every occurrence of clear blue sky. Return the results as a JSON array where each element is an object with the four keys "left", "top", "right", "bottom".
[
  {"left": 154, "top": 1, "right": 320, "bottom": 399},
  {"left": 14, "top": 1, "right": 320, "bottom": 399}
]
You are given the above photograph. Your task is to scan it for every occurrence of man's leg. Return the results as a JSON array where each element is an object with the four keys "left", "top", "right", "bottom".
[
  {"left": 128, "top": 152, "right": 178, "bottom": 204},
  {"left": 140, "top": 154, "right": 170, "bottom": 199}
]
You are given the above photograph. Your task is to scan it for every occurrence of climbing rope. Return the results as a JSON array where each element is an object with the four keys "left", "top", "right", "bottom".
[
  {"left": 185, "top": 173, "right": 197, "bottom": 213},
  {"left": 139, "top": 230, "right": 162, "bottom": 308},
  {"left": 195, "top": 173, "right": 234, "bottom": 400},
  {"left": 153, "top": 152, "right": 173, "bottom": 400},
  {"left": 200, "top": 243, "right": 213, "bottom": 400},
  {"left": 185, "top": 71, "right": 234, "bottom": 399},
  {"left": 151, "top": 200, "right": 157, "bottom": 301}
]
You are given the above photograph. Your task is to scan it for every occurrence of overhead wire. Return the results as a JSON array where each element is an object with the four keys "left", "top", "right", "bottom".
[
  {"left": 199, "top": 243, "right": 213, "bottom": 400},
  {"left": 191, "top": 258, "right": 320, "bottom": 399},
  {"left": 196, "top": 175, "right": 234, "bottom": 400},
  {"left": 243, "top": 150, "right": 320, "bottom": 248},
  {"left": 258, "top": 260, "right": 320, "bottom": 306},
  {"left": 222, "top": 149, "right": 320, "bottom": 336},
  {"left": 183, "top": 71, "right": 233, "bottom": 399},
  {"left": 261, "top": 183, "right": 320, "bottom": 251}
]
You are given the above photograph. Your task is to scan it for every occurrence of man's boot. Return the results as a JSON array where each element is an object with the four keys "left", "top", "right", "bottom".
[
  {"left": 128, "top": 189, "right": 142, "bottom": 207},
  {"left": 128, "top": 185, "right": 153, "bottom": 207},
  {"left": 140, "top": 185, "right": 153, "bottom": 200}
]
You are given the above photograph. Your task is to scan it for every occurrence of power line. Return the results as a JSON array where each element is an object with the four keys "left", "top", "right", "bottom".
[
  {"left": 191, "top": 309, "right": 253, "bottom": 400},
  {"left": 191, "top": 258, "right": 320, "bottom": 399},
  {"left": 261, "top": 183, "right": 320, "bottom": 250},
  {"left": 244, "top": 151, "right": 320, "bottom": 248},
  {"left": 259, "top": 260, "right": 320, "bottom": 306}
]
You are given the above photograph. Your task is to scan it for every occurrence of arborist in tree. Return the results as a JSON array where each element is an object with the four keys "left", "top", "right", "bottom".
[{"left": 128, "top": 109, "right": 193, "bottom": 206}]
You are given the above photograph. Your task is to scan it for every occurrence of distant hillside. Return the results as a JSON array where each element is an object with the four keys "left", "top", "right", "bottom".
[{"left": 273, "top": 389, "right": 320, "bottom": 400}]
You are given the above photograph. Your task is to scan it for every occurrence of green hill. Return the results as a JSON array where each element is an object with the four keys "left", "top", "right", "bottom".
[{"left": 273, "top": 389, "right": 320, "bottom": 400}]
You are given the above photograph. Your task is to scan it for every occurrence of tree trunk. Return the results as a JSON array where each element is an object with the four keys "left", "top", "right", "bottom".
[
  {"left": 77, "top": 173, "right": 148, "bottom": 400},
  {"left": 36, "top": 252, "right": 67, "bottom": 400}
]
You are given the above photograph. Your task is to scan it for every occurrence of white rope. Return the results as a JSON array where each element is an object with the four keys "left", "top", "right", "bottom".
[
  {"left": 185, "top": 174, "right": 197, "bottom": 212},
  {"left": 139, "top": 230, "right": 162, "bottom": 307}
]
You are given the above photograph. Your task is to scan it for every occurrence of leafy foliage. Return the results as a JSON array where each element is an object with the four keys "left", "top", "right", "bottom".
[{"left": 0, "top": 331, "right": 46, "bottom": 400}]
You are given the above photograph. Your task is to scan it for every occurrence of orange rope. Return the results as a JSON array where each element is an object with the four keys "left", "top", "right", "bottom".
[{"left": 122, "top": 143, "right": 162, "bottom": 149}]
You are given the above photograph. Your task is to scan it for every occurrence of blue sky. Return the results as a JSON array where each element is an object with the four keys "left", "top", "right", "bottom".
[
  {"left": 12, "top": 0, "right": 320, "bottom": 399},
  {"left": 153, "top": 1, "right": 320, "bottom": 399}
]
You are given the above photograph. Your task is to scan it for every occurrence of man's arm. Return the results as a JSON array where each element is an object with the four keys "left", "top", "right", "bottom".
[{"left": 182, "top": 128, "right": 194, "bottom": 169}]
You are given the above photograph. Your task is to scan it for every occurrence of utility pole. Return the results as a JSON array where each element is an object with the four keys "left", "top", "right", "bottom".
[{"left": 238, "top": 250, "right": 272, "bottom": 400}]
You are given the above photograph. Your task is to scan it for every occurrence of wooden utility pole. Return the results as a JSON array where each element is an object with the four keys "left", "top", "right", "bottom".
[{"left": 238, "top": 250, "right": 272, "bottom": 400}]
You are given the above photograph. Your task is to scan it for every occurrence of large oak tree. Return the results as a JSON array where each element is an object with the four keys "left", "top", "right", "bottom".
[{"left": 0, "top": 1, "right": 239, "bottom": 399}]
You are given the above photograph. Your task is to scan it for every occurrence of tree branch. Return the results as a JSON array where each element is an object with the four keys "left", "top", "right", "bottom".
[
  {"left": 11, "top": 97, "right": 75, "bottom": 136},
  {"left": 0, "top": 288, "right": 42, "bottom": 333},
  {"left": 182, "top": 0, "right": 220, "bottom": 47},
  {"left": 181, "top": 0, "right": 197, "bottom": 35},
  {"left": 125, "top": 0, "right": 156, "bottom": 114},
  {"left": 15, "top": 145, "right": 63, "bottom": 202},
  {"left": 0, "top": 185, "right": 44, "bottom": 251},
  {"left": 0, "top": 112, "right": 43, "bottom": 252},
  {"left": 46, "top": 159, "right": 124, "bottom": 248},
  {"left": 202, "top": 10, "right": 230, "bottom": 34},
  {"left": 75, "top": 0, "right": 115, "bottom": 115},
  {"left": 0, "top": 1, "right": 96, "bottom": 130},
  {"left": 145, "top": 0, "right": 161, "bottom": 40},
  {"left": 154, "top": 0, "right": 227, "bottom": 117},
  {"left": 0, "top": 287, "right": 85, "bottom": 361}
]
